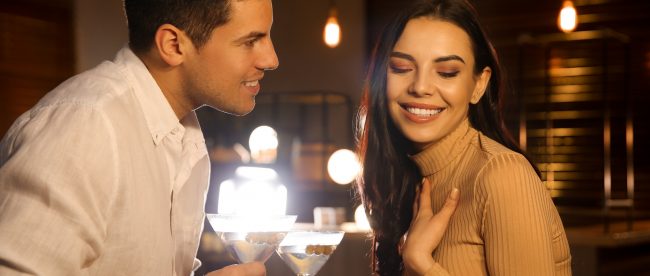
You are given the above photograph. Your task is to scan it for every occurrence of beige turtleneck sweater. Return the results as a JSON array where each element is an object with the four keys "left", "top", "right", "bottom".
[{"left": 410, "top": 119, "right": 571, "bottom": 276}]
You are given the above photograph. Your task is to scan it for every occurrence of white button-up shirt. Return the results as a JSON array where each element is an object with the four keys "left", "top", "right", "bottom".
[{"left": 0, "top": 47, "right": 210, "bottom": 276}]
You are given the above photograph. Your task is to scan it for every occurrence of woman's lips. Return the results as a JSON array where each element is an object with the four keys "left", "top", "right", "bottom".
[{"left": 399, "top": 103, "right": 445, "bottom": 123}]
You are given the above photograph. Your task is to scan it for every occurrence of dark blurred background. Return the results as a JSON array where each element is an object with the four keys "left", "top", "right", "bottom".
[{"left": 2, "top": 0, "right": 650, "bottom": 275}]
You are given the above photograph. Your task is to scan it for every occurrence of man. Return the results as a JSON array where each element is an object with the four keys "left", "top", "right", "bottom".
[{"left": 0, "top": 0, "right": 277, "bottom": 275}]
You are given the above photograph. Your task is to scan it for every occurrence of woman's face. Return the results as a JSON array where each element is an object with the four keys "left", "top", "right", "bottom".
[{"left": 386, "top": 17, "right": 491, "bottom": 150}]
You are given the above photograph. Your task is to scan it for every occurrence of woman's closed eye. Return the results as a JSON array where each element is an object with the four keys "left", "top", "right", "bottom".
[
  {"left": 389, "top": 63, "right": 413, "bottom": 74},
  {"left": 438, "top": 71, "right": 459, "bottom": 78}
]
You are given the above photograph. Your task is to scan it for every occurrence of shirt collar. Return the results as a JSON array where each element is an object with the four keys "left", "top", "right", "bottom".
[
  {"left": 114, "top": 46, "right": 204, "bottom": 146},
  {"left": 410, "top": 118, "right": 476, "bottom": 176},
  {"left": 180, "top": 112, "right": 207, "bottom": 146}
]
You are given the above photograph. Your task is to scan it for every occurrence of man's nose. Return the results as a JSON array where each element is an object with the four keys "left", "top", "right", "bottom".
[{"left": 257, "top": 40, "right": 279, "bottom": 71}]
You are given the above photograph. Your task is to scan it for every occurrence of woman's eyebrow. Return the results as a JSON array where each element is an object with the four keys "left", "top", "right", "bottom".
[
  {"left": 390, "top": 52, "right": 465, "bottom": 64},
  {"left": 390, "top": 51, "right": 415, "bottom": 62},
  {"left": 434, "top": 55, "right": 465, "bottom": 64}
]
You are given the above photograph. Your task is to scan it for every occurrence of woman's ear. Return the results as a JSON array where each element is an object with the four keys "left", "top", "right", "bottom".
[
  {"left": 153, "top": 24, "right": 190, "bottom": 67},
  {"left": 470, "top": 67, "right": 492, "bottom": 104}
]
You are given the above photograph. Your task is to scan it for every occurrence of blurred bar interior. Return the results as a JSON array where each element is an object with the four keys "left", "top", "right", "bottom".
[{"left": 1, "top": 0, "right": 649, "bottom": 275}]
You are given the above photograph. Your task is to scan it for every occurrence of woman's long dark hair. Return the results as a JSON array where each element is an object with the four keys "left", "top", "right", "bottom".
[{"left": 356, "top": 0, "right": 536, "bottom": 274}]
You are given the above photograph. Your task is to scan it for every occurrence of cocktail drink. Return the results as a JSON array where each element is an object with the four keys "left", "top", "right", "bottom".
[
  {"left": 276, "top": 231, "right": 345, "bottom": 276},
  {"left": 206, "top": 214, "right": 297, "bottom": 263}
]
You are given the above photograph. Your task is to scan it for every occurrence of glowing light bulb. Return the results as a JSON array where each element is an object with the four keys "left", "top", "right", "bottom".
[
  {"left": 248, "top": 125, "right": 278, "bottom": 164},
  {"left": 354, "top": 205, "right": 371, "bottom": 231},
  {"left": 327, "top": 149, "right": 360, "bottom": 185},
  {"left": 323, "top": 7, "right": 341, "bottom": 48},
  {"left": 218, "top": 166, "right": 287, "bottom": 216},
  {"left": 558, "top": 1, "right": 577, "bottom": 33}
]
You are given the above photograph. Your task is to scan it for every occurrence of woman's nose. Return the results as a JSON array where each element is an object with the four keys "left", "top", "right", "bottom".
[{"left": 409, "top": 71, "right": 435, "bottom": 97}]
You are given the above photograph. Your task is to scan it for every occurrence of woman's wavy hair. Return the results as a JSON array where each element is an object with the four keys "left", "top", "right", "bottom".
[{"left": 355, "top": 0, "right": 535, "bottom": 274}]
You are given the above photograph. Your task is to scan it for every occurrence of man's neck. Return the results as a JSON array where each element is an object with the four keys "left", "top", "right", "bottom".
[{"left": 136, "top": 50, "right": 192, "bottom": 121}]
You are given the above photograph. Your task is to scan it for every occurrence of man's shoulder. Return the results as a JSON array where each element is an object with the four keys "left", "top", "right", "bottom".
[
  {"left": 37, "top": 60, "right": 136, "bottom": 113},
  {"left": 6, "top": 60, "right": 145, "bottom": 145}
]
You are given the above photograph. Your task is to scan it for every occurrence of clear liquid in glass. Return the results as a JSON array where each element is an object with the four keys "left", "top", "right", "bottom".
[
  {"left": 220, "top": 231, "right": 287, "bottom": 263},
  {"left": 277, "top": 244, "right": 338, "bottom": 275}
]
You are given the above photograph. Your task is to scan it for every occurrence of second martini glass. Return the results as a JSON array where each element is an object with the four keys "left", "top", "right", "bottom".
[{"left": 276, "top": 231, "right": 345, "bottom": 276}]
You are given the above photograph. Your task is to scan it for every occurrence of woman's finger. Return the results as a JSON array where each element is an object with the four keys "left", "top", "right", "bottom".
[
  {"left": 433, "top": 188, "right": 459, "bottom": 223},
  {"left": 402, "top": 184, "right": 459, "bottom": 276},
  {"left": 412, "top": 180, "right": 422, "bottom": 216},
  {"left": 417, "top": 178, "right": 433, "bottom": 216}
]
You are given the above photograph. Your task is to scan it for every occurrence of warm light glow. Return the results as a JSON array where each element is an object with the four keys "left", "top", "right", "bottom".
[
  {"left": 354, "top": 205, "right": 371, "bottom": 231},
  {"left": 323, "top": 8, "right": 341, "bottom": 48},
  {"left": 327, "top": 149, "right": 361, "bottom": 185},
  {"left": 206, "top": 214, "right": 297, "bottom": 233},
  {"left": 558, "top": 1, "right": 577, "bottom": 33},
  {"left": 233, "top": 143, "right": 251, "bottom": 164},
  {"left": 218, "top": 166, "right": 287, "bottom": 216},
  {"left": 235, "top": 166, "right": 278, "bottom": 181},
  {"left": 249, "top": 125, "right": 278, "bottom": 164},
  {"left": 217, "top": 180, "right": 236, "bottom": 214}
]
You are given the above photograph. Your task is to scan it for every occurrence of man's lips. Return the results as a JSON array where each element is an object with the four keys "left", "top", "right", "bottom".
[
  {"left": 243, "top": 77, "right": 262, "bottom": 95},
  {"left": 243, "top": 80, "right": 259, "bottom": 87}
]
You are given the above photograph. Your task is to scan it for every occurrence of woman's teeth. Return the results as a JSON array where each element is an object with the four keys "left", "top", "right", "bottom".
[
  {"left": 244, "top": 80, "right": 259, "bottom": 87},
  {"left": 406, "top": 107, "right": 444, "bottom": 116}
]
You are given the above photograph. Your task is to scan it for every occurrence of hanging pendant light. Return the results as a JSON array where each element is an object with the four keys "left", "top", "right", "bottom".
[
  {"left": 323, "top": 2, "right": 341, "bottom": 48},
  {"left": 558, "top": 0, "right": 578, "bottom": 33}
]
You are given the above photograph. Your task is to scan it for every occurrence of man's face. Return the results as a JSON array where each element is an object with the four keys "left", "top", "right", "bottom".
[{"left": 182, "top": 0, "right": 278, "bottom": 116}]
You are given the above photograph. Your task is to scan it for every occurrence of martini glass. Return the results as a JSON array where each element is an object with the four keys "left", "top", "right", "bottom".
[
  {"left": 206, "top": 214, "right": 297, "bottom": 264},
  {"left": 276, "top": 231, "right": 345, "bottom": 276}
]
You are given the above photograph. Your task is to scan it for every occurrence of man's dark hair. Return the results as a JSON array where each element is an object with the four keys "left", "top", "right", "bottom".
[{"left": 124, "top": 0, "right": 231, "bottom": 53}]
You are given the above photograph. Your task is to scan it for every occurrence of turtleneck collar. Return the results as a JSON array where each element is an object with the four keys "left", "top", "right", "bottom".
[{"left": 410, "top": 119, "right": 476, "bottom": 176}]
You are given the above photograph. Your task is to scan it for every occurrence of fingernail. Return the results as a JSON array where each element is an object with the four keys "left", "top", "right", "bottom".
[{"left": 450, "top": 188, "right": 460, "bottom": 200}]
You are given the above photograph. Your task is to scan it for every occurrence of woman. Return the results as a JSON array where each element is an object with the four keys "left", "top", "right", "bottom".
[{"left": 356, "top": 0, "right": 572, "bottom": 275}]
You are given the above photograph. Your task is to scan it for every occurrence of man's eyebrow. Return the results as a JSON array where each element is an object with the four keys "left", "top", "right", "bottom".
[
  {"left": 390, "top": 52, "right": 465, "bottom": 64},
  {"left": 234, "top": 31, "right": 267, "bottom": 43}
]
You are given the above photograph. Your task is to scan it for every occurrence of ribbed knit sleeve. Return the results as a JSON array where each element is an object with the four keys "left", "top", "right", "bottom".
[
  {"left": 476, "top": 153, "right": 562, "bottom": 276},
  {"left": 423, "top": 263, "right": 450, "bottom": 276}
]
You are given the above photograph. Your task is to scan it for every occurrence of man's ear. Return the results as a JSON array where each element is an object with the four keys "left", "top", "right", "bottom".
[
  {"left": 153, "top": 24, "right": 189, "bottom": 67},
  {"left": 470, "top": 67, "right": 492, "bottom": 104}
]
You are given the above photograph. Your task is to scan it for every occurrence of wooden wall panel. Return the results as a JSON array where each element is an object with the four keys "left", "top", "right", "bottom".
[{"left": 0, "top": 1, "right": 74, "bottom": 137}]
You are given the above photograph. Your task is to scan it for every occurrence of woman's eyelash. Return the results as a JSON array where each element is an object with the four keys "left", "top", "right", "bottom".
[
  {"left": 389, "top": 65, "right": 412, "bottom": 73},
  {"left": 438, "top": 71, "right": 459, "bottom": 78},
  {"left": 388, "top": 65, "right": 458, "bottom": 77}
]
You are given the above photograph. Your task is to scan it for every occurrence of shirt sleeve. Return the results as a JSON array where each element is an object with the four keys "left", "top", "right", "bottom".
[
  {"left": 0, "top": 104, "right": 119, "bottom": 275},
  {"left": 477, "top": 153, "right": 557, "bottom": 276}
]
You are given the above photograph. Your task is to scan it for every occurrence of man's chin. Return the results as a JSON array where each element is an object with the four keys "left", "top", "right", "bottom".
[{"left": 212, "top": 105, "right": 255, "bottom": 116}]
